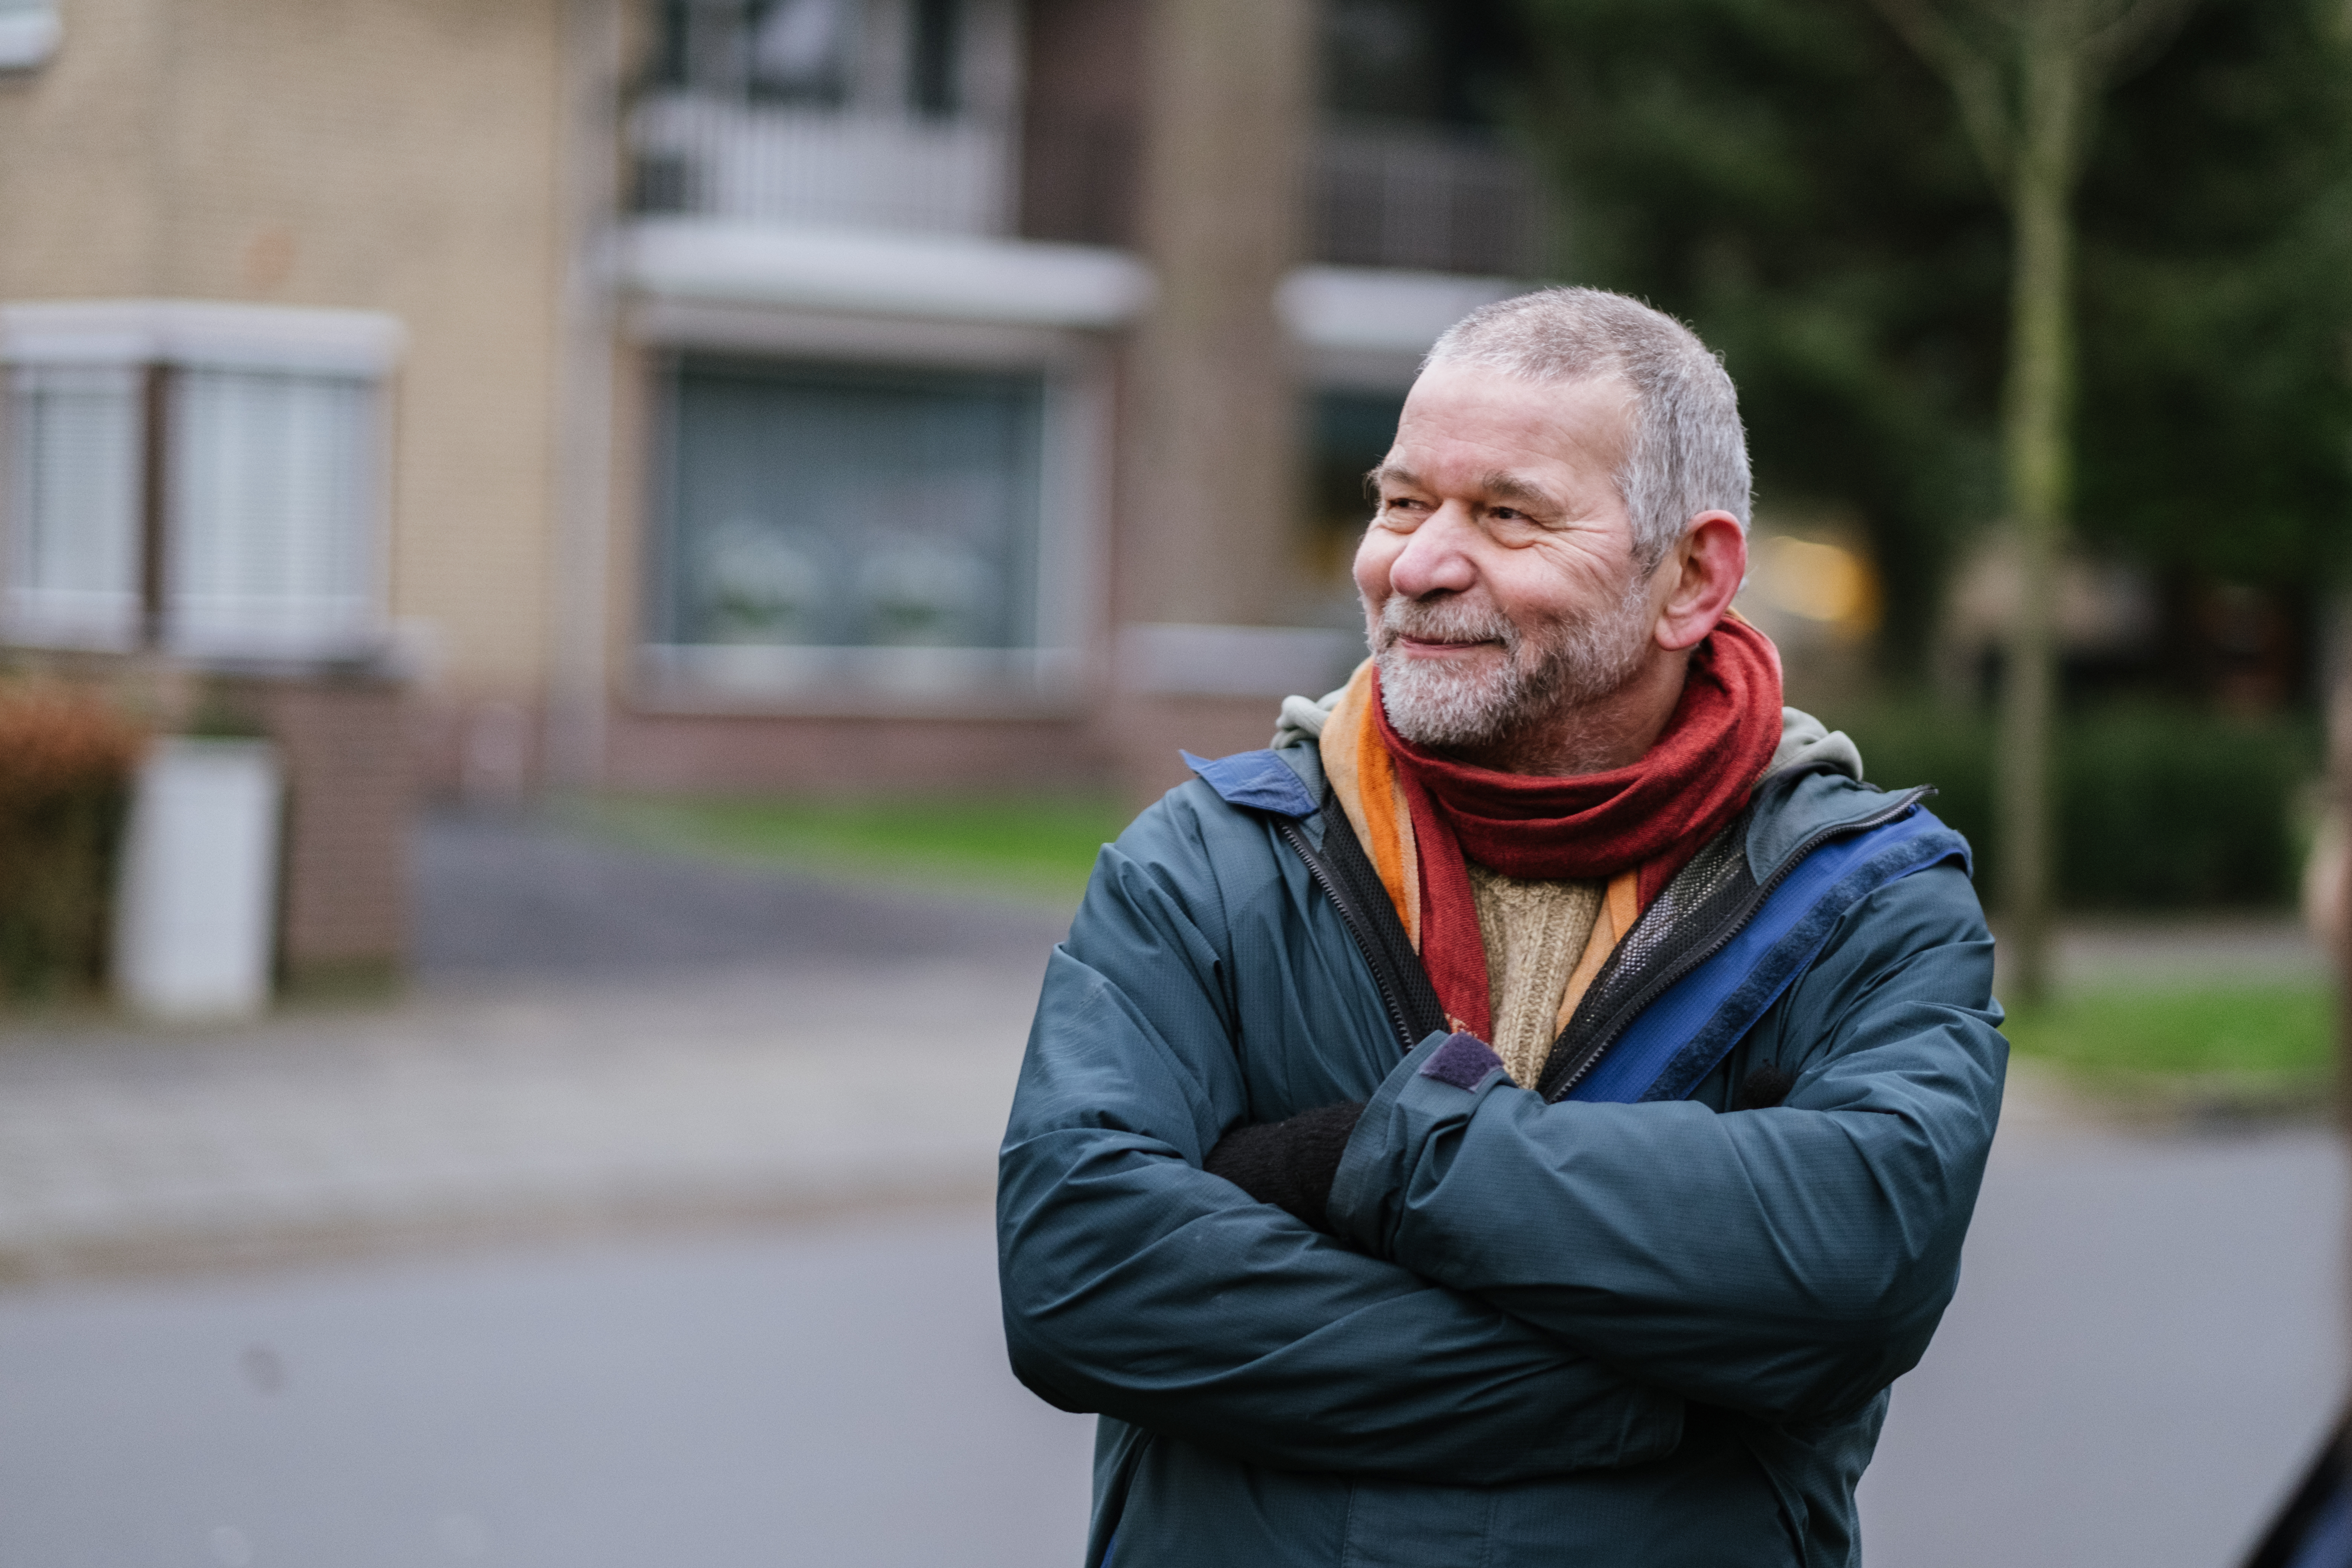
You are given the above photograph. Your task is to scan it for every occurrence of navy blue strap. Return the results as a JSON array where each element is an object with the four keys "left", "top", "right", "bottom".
[
  {"left": 1182, "top": 748, "right": 1319, "bottom": 819},
  {"left": 1568, "top": 807, "right": 1966, "bottom": 1104}
]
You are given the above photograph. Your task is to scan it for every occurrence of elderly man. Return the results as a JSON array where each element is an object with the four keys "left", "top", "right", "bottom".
[{"left": 997, "top": 288, "right": 2004, "bottom": 1567}]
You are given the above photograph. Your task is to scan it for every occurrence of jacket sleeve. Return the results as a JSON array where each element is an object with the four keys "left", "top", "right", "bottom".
[
  {"left": 1325, "top": 862, "right": 2006, "bottom": 1424},
  {"left": 996, "top": 794, "right": 1685, "bottom": 1483}
]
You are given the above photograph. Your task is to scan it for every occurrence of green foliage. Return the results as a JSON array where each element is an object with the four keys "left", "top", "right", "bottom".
[
  {"left": 1512, "top": 0, "right": 2006, "bottom": 656},
  {"left": 2072, "top": 0, "right": 2352, "bottom": 588},
  {"left": 2002, "top": 982, "right": 2333, "bottom": 1087},
  {"left": 585, "top": 793, "right": 1131, "bottom": 903},
  {"left": 1842, "top": 698, "right": 2320, "bottom": 907},
  {"left": 1509, "top": 0, "right": 2352, "bottom": 655},
  {"left": 0, "top": 792, "right": 129, "bottom": 999}
]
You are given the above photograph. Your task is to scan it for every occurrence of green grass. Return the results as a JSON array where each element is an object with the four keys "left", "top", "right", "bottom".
[
  {"left": 2000, "top": 983, "right": 2336, "bottom": 1093},
  {"left": 579, "top": 793, "right": 1133, "bottom": 902}
]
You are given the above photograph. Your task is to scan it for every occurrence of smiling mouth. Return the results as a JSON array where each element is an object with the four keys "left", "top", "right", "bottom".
[{"left": 1397, "top": 635, "right": 1502, "bottom": 653}]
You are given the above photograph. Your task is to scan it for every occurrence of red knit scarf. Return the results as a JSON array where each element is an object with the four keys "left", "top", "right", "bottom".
[{"left": 1372, "top": 616, "right": 1784, "bottom": 1040}]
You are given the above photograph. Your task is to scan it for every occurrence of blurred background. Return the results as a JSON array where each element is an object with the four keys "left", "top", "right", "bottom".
[{"left": 0, "top": 0, "right": 2347, "bottom": 1563}]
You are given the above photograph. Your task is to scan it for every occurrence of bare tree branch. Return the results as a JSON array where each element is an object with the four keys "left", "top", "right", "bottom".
[{"left": 1860, "top": 0, "right": 2015, "bottom": 185}]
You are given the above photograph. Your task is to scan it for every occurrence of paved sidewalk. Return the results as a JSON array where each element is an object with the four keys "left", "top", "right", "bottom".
[{"left": 0, "top": 814, "right": 1069, "bottom": 1279}]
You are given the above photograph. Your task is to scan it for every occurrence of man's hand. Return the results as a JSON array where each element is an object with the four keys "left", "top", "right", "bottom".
[{"left": 1204, "top": 1101, "right": 1367, "bottom": 1232}]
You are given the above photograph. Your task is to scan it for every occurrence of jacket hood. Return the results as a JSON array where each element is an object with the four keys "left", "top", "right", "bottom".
[{"left": 1766, "top": 706, "right": 1863, "bottom": 782}]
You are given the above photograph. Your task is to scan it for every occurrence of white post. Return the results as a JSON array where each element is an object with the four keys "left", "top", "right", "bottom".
[{"left": 112, "top": 738, "right": 284, "bottom": 1021}]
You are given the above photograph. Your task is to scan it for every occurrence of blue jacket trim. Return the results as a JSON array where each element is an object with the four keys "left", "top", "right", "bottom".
[
  {"left": 1568, "top": 807, "right": 1967, "bottom": 1105},
  {"left": 1181, "top": 748, "right": 1319, "bottom": 820}
]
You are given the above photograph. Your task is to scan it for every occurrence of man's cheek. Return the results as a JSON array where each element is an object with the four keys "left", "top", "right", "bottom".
[{"left": 1351, "top": 536, "right": 1396, "bottom": 610}]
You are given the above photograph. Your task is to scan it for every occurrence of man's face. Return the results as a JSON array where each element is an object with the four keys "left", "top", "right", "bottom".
[{"left": 1354, "top": 364, "right": 1663, "bottom": 753}]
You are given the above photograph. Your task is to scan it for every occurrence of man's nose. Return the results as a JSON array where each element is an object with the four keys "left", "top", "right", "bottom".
[{"left": 1387, "top": 502, "right": 1481, "bottom": 600}]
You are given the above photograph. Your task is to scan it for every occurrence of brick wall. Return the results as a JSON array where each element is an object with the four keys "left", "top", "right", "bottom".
[
  {"left": 219, "top": 674, "right": 413, "bottom": 987},
  {"left": 602, "top": 709, "right": 1110, "bottom": 796}
]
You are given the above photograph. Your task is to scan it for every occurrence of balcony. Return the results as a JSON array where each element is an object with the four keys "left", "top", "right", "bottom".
[
  {"left": 629, "top": 93, "right": 1016, "bottom": 237},
  {"left": 631, "top": 96, "right": 1547, "bottom": 280},
  {"left": 1312, "top": 121, "right": 1548, "bottom": 278}
]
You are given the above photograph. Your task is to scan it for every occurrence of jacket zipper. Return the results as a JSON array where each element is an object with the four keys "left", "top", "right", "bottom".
[
  {"left": 1542, "top": 786, "right": 1934, "bottom": 1103},
  {"left": 1275, "top": 817, "right": 1421, "bottom": 1054}
]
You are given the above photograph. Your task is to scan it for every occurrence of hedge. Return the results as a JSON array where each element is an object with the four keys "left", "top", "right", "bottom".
[
  {"left": 0, "top": 683, "right": 144, "bottom": 999},
  {"left": 1835, "top": 699, "right": 2319, "bottom": 910}
]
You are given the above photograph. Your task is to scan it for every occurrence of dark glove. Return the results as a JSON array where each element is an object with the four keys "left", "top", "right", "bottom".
[
  {"left": 1204, "top": 1100, "right": 1366, "bottom": 1233},
  {"left": 1736, "top": 1060, "right": 1795, "bottom": 1109}
]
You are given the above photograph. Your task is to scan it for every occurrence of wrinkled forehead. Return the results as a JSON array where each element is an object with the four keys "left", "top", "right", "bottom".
[{"left": 1389, "top": 364, "right": 1636, "bottom": 479}]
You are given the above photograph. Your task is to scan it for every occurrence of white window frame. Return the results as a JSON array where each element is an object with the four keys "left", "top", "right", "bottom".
[{"left": 0, "top": 300, "right": 404, "bottom": 664}]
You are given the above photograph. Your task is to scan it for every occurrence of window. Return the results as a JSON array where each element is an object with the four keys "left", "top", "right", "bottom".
[
  {"left": 655, "top": 0, "right": 858, "bottom": 103},
  {"left": 748, "top": 0, "right": 855, "bottom": 102},
  {"left": 0, "top": 0, "right": 60, "bottom": 72},
  {"left": 907, "top": 0, "right": 959, "bottom": 117},
  {"left": 1308, "top": 387, "right": 1403, "bottom": 587},
  {"left": 651, "top": 357, "right": 1050, "bottom": 689},
  {"left": 0, "top": 302, "right": 399, "bottom": 660},
  {"left": 631, "top": 0, "right": 1023, "bottom": 234},
  {"left": 170, "top": 370, "right": 379, "bottom": 656},
  {"left": 3, "top": 364, "right": 142, "bottom": 647}
]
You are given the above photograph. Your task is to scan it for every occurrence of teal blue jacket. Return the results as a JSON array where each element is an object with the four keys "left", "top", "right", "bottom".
[{"left": 997, "top": 740, "right": 2005, "bottom": 1567}]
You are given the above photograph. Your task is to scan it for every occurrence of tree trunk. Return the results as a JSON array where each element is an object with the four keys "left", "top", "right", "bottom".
[
  {"left": 1995, "top": 23, "right": 2082, "bottom": 1005},
  {"left": 2330, "top": 618, "right": 2352, "bottom": 1139}
]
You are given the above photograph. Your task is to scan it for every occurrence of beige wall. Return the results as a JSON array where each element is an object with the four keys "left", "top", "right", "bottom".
[{"left": 0, "top": 0, "right": 569, "bottom": 701}]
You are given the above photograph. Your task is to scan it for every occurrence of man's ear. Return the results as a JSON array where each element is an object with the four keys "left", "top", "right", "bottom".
[{"left": 1653, "top": 512, "right": 1747, "bottom": 652}]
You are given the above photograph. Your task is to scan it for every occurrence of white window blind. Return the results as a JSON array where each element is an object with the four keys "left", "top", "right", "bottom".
[
  {"left": 3, "top": 364, "right": 143, "bottom": 648},
  {"left": 167, "top": 369, "right": 377, "bottom": 656},
  {"left": 0, "top": 301, "right": 397, "bottom": 662}
]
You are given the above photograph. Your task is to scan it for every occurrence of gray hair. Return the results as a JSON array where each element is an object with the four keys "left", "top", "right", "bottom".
[{"left": 1421, "top": 287, "right": 1750, "bottom": 569}]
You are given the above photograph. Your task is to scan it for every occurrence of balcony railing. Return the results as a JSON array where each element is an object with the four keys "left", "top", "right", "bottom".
[
  {"left": 628, "top": 92, "right": 1015, "bottom": 237},
  {"left": 626, "top": 97, "right": 1547, "bottom": 278},
  {"left": 1312, "top": 122, "right": 1548, "bottom": 278}
]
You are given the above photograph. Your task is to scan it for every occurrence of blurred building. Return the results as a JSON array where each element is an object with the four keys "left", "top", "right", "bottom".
[{"left": 0, "top": 0, "right": 1542, "bottom": 872}]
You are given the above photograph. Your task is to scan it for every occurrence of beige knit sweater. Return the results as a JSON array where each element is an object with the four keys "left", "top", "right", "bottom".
[{"left": 1468, "top": 867, "right": 1605, "bottom": 1088}]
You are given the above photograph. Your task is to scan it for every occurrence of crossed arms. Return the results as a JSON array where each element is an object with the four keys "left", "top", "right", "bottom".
[{"left": 996, "top": 796, "right": 2006, "bottom": 1482}]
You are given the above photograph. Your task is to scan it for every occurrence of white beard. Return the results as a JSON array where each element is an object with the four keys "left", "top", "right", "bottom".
[{"left": 1371, "top": 574, "right": 1656, "bottom": 753}]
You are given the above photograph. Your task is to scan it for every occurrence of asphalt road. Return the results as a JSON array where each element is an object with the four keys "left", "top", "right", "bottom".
[
  {"left": 411, "top": 812, "right": 1071, "bottom": 983},
  {"left": 1862, "top": 1112, "right": 2347, "bottom": 1568},
  {"left": 0, "top": 1207, "right": 1095, "bottom": 1568},
  {"left": 0, "top": 1111, "right": 2340, "bottom": 1568}
]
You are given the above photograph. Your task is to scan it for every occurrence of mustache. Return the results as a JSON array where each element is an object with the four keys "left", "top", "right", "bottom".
[{"left": 1376, "top": 595, "right": 1520, "bottom": 651}]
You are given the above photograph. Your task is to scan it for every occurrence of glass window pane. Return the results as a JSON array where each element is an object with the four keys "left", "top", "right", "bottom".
[
  {"left": 749, "top": 0, "right": 853, "bottom": 102},
  {"left": 0, "top": 0, "right": 61, "bottom": 71},
  {"left": 661, "top": 358, "right": 1044, "bottom": 653},
  {"left": 3, "top": 364, "right": 142, "bottom": 648},
  {"left": 169, "top": 368, "right": 376, "bottom": 655}
]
